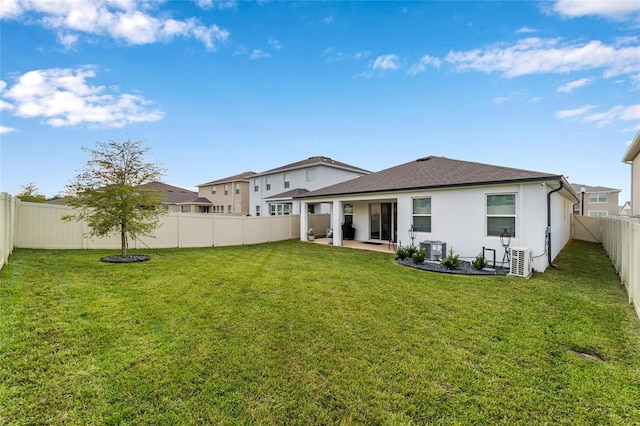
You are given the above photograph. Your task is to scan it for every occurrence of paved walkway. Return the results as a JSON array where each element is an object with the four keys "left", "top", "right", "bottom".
[{"left": 310, "top": 238, "right": 397, "bottom": 253}]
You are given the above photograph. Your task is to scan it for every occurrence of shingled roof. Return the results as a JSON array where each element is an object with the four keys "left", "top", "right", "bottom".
[
  {"left": 569, "top": 184, "right": 621, "bottom": 194},
  {"left": 252, "top": 156, "right": 370, "bottom": 177},
  {"left": 300, "top": 156, "right": 565, "bottom": 198},
  {"left": 198, "top": 171, "right": 256, "bottom": 187},
  {"left": 140, "top": 181, "right": 197, "bottom": 204}
]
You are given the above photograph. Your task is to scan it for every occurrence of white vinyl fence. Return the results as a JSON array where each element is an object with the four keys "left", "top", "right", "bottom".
[
  {"left": 0, "top": 193, "right": 16, "bottom": 270},
  {"left": 601, "top": 216, "right": 640, "bottom": 319},
  {"left": 6, "top": 200, "right": 303, "bottom": 254},
  {"left": 571, "top": 214, "right": 602, "bottom": 243}
]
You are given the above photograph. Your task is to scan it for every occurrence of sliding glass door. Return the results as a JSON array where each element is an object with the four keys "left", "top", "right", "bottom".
[{"left": 369, "top": 202, "right": 396, "bottom": 241}]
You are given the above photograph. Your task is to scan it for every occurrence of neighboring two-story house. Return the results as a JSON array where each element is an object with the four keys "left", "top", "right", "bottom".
[
  {"left": 179, "top": 172, "right": 255, "bottom": 215},
  {"left": 570, "top": 183, "right": 621, "bottom": 217},
  {"left": 249, "top": 156, "right": 370, "bottom": 216},
  {"left": 139, "top": 181, "right": 198, "bottom": 213}
]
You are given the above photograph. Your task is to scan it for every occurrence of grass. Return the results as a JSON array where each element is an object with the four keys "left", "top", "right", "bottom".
[{"left": 1, "top": 240, "right": 639, "bottom": 425}]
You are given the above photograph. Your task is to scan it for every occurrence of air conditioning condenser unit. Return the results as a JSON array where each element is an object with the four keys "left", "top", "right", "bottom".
[{"left": 509, "top": 247, "right": 532, "bottom": 278}]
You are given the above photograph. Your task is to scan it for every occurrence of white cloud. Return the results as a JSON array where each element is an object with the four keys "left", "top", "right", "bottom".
[
  {"left": 1, "top": 66, "right": 163, "bottom": 129},
  {"left": 324, "top": 48, "right": 369, "bottom": 63},
  {"left": 408, "top": 54, "right": 442, "bottom": 76},
  {"left": 493, "top": 91, "right": 542, "bottom": 104},
  {"left": 445, "top": 37, "right": 640, "bottom": 79},
  {"left": 557, "top": 77, "right": 592, "bottom": 92},
  {"left": 268, "top": 39, "right": 282, "bottom": 50},
  {"left": 556, "top": 103, "right": 640, "bottom": 129},
  {"left": 248, "top": 49, "right": 270, "bottom": 60},
  {"left": 372, "top": 54, "right": 400, "bottom": 71},
  {"left": 1, "top": 0, "right": 229, "bottom": 49},
  {"left": 195, "top": 0, "right": 236, "bottom": 9},
  {"left": 322, "top": 15, "right": 334, "bottom": 24},
  {"left": 553, "top": 0, "right": 640, "bottom": 20},
  {"left": 0, "top": 125, "right": 17, "bottom": 134},
  {"left": 556, "top": 104, "right": 595, "bottom": 119},
  {"left": 515, "top": 26, "right": 537, "bottom": 34}
]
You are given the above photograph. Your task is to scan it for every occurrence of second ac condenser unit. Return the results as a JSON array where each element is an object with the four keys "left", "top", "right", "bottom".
[{"left": 509, "top": 247, "right": 532, "bottom": 278}]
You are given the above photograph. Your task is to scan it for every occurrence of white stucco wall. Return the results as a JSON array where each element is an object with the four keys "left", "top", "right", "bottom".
[{"left": 301, "top": 181, "right": 575, "bottom": 273}]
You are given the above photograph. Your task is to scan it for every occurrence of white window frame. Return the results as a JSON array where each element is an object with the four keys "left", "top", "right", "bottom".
[
  {"left": 253, "top": 178, "right": 259, "bottom": 192},
  {"left": 224, "top": 184, "right": 229, "bottom": 195},
  {"left": 306, "top": 168, "right": 315, "bottom": 182},
  {"left": 589, "top": 193, "right": 607, "bottom": 203},
  {"left": 486, "top": 193, "right": 516, "bottom": 237},
  {"left": 265, "top": 176, "right": 271, "bottom": 191},
  {"left": 235, "top": 183, "right": 240, "bottom": 195},
  {"left": 256, "top": 205, "right": 260, "bottom": 217},
  {"left": 269, "top": 203, "right": 292, "bottom": 216},
  {"left": 211, "top": 186, "right": 216, "bottom": 195},
  {"left": 588, "top": 210, "right": 608, "bottom": 217},
  {"left": 284, "top": 172, "right": 290, "bottom": 189},
  {"left": 412, "top": 197, "right": 432, "bottom": 233}
]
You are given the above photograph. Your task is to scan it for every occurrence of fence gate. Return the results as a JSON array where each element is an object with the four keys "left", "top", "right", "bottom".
[{"left": 571, "top": 215, "right": 602, "bottom": 243}]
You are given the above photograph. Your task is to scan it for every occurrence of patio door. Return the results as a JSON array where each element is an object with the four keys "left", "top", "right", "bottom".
[{"left": 369, "top": 202, "right": 396, "bottom": 241}]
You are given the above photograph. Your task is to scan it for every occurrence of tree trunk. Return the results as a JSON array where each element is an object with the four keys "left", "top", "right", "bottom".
[{"left": 121, "top": 222, "right": 127, "bottom": 256}]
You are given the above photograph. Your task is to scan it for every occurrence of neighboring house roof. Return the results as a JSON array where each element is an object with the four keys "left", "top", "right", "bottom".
[
  {"left": 140, "top": 181, "right": 198, "bottom": 204},
  {"left": 570, "top": 184, "right": 621, "bottom": 194},
  {"left": 622, "top": 131, "right": 640, "bottom": 162},
  {"left": 265, "top": 188, "right": 310, "bottom": 200},
  {"left": 177, "top": 197, "right": 212, "bottom": 206},
  {"left": 251, "top": 156, "right": 371, "bottom": 177},
  {"left": 46, "top": 197, "right": 69, "bottom": 205},
  {"left": 299, "top": 156, "right": 575, "bottom": 199},
  {"left": 198, "top": 171, "right": 256, "bottom": 187}
]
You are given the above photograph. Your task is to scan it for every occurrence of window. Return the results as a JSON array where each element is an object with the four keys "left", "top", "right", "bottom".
[
  {"left": 253, "top": 178, "right": 259, "bottom": 192},
  {"left": 412, "top": 197, "right": 431, "bottom": 232},
  {"left": 224, "top": 184, "right": 229, "bottom": 195},
  {"left": 270, "top": 203, "right": 292, "bottom": 216},
  {"left": 306, "top": 168, "right": 315, "bottom": 182},
  {"left": 266, "top": 176, "right": 271, "bottom": 191},
  {"left": 284, "top": 172, "right": 290, "bottom": 189},
  {"left": 487, "top": 194, "right": 516, "bottom": 237},
  {"left": 200, "top": 206, "right": 210, "bottom": 213},
  {"left": 211, "top": 186, "right": 216, "bottom": 195},
  {"left": 235, "top": 183, "right": 240, "bottom": 195},
  {"left": 256, "top": 206, "right": 260, "bottom": 217},
  {"left": 227, "top": 205, "right": 232, "bottom": 213},
  {"left": 588, "top": 210, "right": 608, "bottom": 217},
  {"left": 589, "top": 193, "right": 607, "bottom": 203}
]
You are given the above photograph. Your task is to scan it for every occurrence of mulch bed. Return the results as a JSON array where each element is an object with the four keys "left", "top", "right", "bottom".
[
  {"left": 395, "top": 257, "right": 509, "bottom": 275},
  {"left": 101, "top": 254, "right": 151, "bottom": 263}
]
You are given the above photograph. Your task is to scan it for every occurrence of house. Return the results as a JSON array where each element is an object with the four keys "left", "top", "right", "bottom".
[
  {"left": 622, "top": 131, "right": 640, "bottom": 217},
  {"left": 249, "top": 156, "right": 370, "bottom": 216},
  {"left": 570, "top": 184, "right": 621, "bottom": 217},
  {"left": 297, "top": 156, "right": 579, "bottom": 273},
  {"left": 619, "top": 201, "right": 631, "bottom": 216},
  {"left": 139, "top": 181, "right": 197, "bottom": 213},
  {"left": 179, "top": 172, "right": 256, "bottom": 214}
]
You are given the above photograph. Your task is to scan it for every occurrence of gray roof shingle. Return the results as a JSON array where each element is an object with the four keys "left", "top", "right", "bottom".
[
  {"left": 300, "top": 156, "right": 563, "bottom": 198},
  {"left": 252, "top": 156, "right": 370, "bottom": 177}
]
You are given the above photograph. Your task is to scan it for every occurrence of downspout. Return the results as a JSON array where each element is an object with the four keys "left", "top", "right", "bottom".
[{"left": 546, "top": 179, "right": 564, "bottom": 268}]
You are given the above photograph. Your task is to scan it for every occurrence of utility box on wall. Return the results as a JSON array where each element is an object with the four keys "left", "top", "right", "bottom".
[{"left": 419, "top": 240, "right": 446, "bottom": 261}]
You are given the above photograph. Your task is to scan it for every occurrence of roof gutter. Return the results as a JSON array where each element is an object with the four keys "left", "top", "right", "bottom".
[{"left": 546, "top": 179, "right": 564, "bottom": 268}]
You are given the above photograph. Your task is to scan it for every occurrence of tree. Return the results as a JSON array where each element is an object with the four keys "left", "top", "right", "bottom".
[
  {"left": 16, "top": 182, "right": 47, "bottom": 203},
  {"left": 63, "top": 139, "right": 167, "bottom": 257}
]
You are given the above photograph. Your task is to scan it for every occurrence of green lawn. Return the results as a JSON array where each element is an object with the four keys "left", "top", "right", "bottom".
[{"left": 1, "top": 240, "right": 639, "bottom": 425}]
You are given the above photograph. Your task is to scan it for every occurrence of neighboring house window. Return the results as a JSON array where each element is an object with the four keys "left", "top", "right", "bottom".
[
  {"left": 254, "top": 178, "right": 259, "bottom": 192},
  {"left": 211, "top": 186, "right": 216, "bottom": 195},
  {"left": 487, "top": 194, "right": 516, "bottom": 237},
  {"left": 224, "top": 184, "right": 229, "bottom": 195},
  {"left": 270, "top": 203, "right": 291, "bottom": 215},
  {"left": 306, "top": 168, "right": 315, "bottom": 182},
  {"left": 266, "top": 176, "right": 271, "bottom": 190},
  {"left": 589, "top": 193, "right": 607, "bottom": 203},
  {"left": 308, "top": 204, "right": 315, "bottom": 214},
  {"left": 256, "top": 206, "right": 260, "bottom": 216},
  {"left": 284, "top": 172, "right": 290, "bottom": 189},
  {"left": 412, "top": 197, "right": 431, "bottom": 232},
  {"left": 235, "top": 183, "right": 240, "bottom": 195},
  {"left": 201, "top": 206, "right": 210, "bottom": 213},
  {"left": 228, "top": 205, "right": 232, "bottom": 213},
  {"left": 588, "top": 211, "right": 608, "bottom": 217}
]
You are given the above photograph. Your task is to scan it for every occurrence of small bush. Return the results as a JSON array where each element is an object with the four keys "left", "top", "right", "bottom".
[
  {"left": 406, "top": 245, "right": 418, "bottom": 258},
  {"left": 441, "top": 248, "right": 461, "bottom": 270},
  {"left": 412, "top": 248, "right": 426, "bottom": 264},
  {"left": 396, "top": 246, "right": 409, "bottom": 260},
  {"left": 472, "top": 253, "right": 488, "bottom": 270}
]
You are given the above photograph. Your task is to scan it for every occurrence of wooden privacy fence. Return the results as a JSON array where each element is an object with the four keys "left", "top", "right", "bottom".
[
  {"left": 601, "top": 216, "right": 640, "bottom": 319},
  {"left": 11, "top": 201, "right": 304, "bottom": 251}
]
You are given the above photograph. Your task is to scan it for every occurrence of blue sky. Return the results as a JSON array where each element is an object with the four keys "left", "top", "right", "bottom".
[{"left": 1, "top": 0, "right": 639, "bottom": 203}]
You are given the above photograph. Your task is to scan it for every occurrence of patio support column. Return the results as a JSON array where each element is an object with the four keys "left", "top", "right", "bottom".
[
  {"left": 300, "top": 201, "right": 309, "bottom": 241},
  {"left": 332, "top": 200, "right": 342, "bottom": 247}
]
